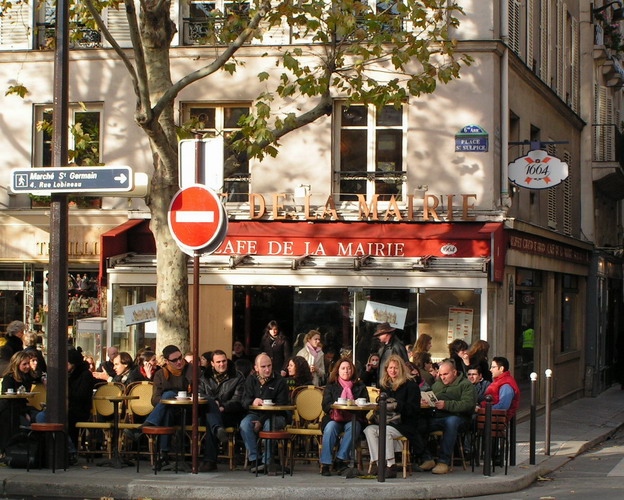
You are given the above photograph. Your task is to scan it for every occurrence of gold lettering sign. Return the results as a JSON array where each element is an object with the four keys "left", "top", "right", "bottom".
[{"left": 36, "top": 241, "right": 100, "bottom": 257}]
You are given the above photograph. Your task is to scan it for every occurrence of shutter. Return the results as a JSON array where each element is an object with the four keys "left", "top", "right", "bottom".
[
  {"left": 606, "top": 94, "right": 614, "bottom": 161},
  {"left": 540, "top": 0, "right": 549, "bottom": 82},
  {"left": 508, "top": 0, "right": 521, "bottom": 54},
  {"left": 547, "top": 143, "right": 557, "bottom": 229},
  {"left": 571, "top": 16, "right": 579, "bottom": 112},
  {"left": 562, "top": 151, "right": 572, "bottom": 235},
  {"left": 104, "top": 6, "right": 132, "bottom": 48},
  {"left": 527, "top": 0, "right": 535, "bottom": 68},
  {"left": 557, "top": 1, "right": 565, "bottom": 98},
  {"left": 0, "top": 1, "right": 33, "bottom": 50},
  {"left": 170, "top": 0, "right": 179, "bottom": 46}
]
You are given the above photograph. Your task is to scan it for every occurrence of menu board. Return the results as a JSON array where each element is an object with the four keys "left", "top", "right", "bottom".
[{"left": 447, "top": 307, "right": 473, "bottom": 342}]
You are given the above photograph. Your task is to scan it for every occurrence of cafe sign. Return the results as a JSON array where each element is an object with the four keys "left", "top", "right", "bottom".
[{"left": 508, "top": 150, "right": 568, "bottom": 190}]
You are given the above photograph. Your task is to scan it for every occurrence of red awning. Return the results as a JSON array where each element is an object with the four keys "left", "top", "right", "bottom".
[{"left": 99, "top": 219, "right": 155, "bottom": 286}]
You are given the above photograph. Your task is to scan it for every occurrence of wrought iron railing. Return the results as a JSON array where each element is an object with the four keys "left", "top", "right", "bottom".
[{"left": 36, "top": 23, "right": 102, "bottom": 49}]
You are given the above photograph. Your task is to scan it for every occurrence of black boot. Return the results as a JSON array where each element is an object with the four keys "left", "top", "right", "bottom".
[{"left": 321, "top": 464, "right": 331, "bottom": 476}]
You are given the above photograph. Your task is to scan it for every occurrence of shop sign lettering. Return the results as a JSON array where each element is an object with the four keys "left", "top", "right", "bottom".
[{"left": 509, "top": 233, "right": 589, "bottom": 264}]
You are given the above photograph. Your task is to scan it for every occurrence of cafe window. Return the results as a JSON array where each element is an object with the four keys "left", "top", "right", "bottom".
[
  {"left": 560, "top": 274, "right": 578, "bottom": 352},
  {"left": 182, "top": 104, "right": 250, "bottom": 202},
  {"left": 111, "top": 284, "right": 157, "bottom": 354},
  {"left": 335, "top": 103, "right": 407, "bottom": 203}
]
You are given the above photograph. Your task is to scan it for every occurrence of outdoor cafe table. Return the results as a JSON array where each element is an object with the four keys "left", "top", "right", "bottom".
[
  {"left": 248, "top": 404, "right": 295, "bottom": 475},
  {"left": 0, "top": 392, "right": 35, "bottom": 434},
  {"left": 161, "top": 397, "right": 208, "bottom": 472},
  {"left": 94, "top": 394, "right": 139, "bottom": 469},
  {"left": 330, "top": 402, "right": 378, "bottom": 476}
]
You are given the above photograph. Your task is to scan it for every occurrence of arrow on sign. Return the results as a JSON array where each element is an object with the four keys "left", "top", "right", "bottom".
[{"left": 114, "top": 173, "right": 127, "bottom": 183}]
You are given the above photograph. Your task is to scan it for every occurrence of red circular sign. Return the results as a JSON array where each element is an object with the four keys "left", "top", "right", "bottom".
[{"left": 168, "top": 185, "right": 226, "bottom": 251}]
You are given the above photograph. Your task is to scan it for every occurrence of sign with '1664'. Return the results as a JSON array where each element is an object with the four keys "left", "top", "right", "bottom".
[{"left": 508, "top": 150, "right": 569, "bottom": 190}]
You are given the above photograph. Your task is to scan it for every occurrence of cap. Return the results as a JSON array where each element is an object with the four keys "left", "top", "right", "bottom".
[{"left": 373, "top": 322, "right": 396, "bottom": 336}]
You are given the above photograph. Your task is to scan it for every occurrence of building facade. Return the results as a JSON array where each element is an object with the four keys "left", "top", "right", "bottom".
[{"left": 0, "top": 1, "right": 621, "bottom": 407}]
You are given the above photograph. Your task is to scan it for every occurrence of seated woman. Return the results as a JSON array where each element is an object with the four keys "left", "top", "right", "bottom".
[
  {"left": 130, "top": 350, "right": 160, "bottom": 382},
  {"left": 285, "top": 355, "right": 313, "bottom": 395},
  {"left": 363, "top": 354, "right": 425, "bottom": 478},
  {"left": 320, "top": 357, "right": 368, "bottom": 476},
  {"left": 0, "top": 351, "right": 40, "bottom": 456},
  {"left": 412, "top": 351, "right": 436, "bottom": 389}
]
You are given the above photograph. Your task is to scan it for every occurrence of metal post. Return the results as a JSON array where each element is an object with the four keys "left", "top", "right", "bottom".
[
  {"left": 190, "top": 138, "right": 203, "bottom": 474},
  {"left": 483, "top": 395, "right": 492, "bottom": 476},
  {"left": 377, "top": 393, "right": 387, "bottom": 482},
  {"left": 509, "top": 415, "right": 516, "bottom": 466},
  {"left": 544, "top": 369, "right": 552, "bottom": 455},
  {"left": 529, "top": 372, "right": 537, "bottom": 465},
  {"left": 48, "top": 0, "right": 70, "bottom": 470}
]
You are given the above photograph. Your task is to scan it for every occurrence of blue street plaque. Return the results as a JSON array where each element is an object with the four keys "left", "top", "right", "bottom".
[
  {"left": 10, "top": 166, "right": 133, "bottom": 194},
  {"left": 455, "top": 125, "right": 489, "bottom": 152}
]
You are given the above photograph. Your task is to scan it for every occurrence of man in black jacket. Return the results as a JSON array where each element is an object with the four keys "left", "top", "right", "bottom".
[
  {"left": 374, "top": 322, "right": 409, "bottom": 379},
  {"left": 197, "top": 350, "right": 245, "bottom": 472},
  {"left": 239, "top": 353, "right": 289, "bottom": 472}
]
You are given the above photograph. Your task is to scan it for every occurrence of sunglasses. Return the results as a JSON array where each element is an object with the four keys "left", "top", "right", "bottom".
[{"left": 168, "top": 355, "right": 183, "bottom": 363}]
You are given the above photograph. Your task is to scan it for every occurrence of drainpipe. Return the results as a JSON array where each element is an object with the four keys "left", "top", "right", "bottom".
[{"left": 500, "top": 0, "right": 512, "bottom": 210}]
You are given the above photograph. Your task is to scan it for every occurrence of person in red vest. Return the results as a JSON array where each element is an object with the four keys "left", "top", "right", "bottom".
[{"left": 482, "top": 356, "right": 520, "bottom": 419}]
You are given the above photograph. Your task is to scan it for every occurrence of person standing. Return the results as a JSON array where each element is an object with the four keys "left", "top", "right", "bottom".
[
  {"left": 296, "top": 330, "right": 325, "bottom": 386},
  {"left": 4, "top": 320, "right": 25, "bottom": 356},
  {"left": 259, "top": 320, "right": 291, "bottom": 376},
  {"left": 374, "top": 322, "right": 409, "bottom": 380}
]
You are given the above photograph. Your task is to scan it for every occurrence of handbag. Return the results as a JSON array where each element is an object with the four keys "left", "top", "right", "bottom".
[{"left": 329, "top": 408, "right": 351, "bottom": 423}]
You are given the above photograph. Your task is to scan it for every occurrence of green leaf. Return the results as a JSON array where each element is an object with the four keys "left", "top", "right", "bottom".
[{"left": 5, "top": 84, "right": 28, "bottom": 98}]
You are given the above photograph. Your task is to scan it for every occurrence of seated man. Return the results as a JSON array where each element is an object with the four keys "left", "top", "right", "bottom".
[
  {"left": 482, "top": 356, "right": 520, "bottom": 419},
  {"left": 126, "top": 345, "right": 192, "bottom": 460},
  {"left": 198, "top": 349, "right": 246, "bottom": 472},
  {"left": 419, "top": 358, "right": 476, "bottom": 475},
  {"left": 467, "top": 365, "right": 491, "bottom": 404},
  {"left": 239, "top": 353, "right": 289, "bottom": 473}
]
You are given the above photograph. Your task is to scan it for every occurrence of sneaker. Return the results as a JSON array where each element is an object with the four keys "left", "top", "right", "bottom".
[
  {"left": 321, "top": 464, "right": 331, "bottom": 476},
  {"left": 123, "top": 427, "right": 141, "bottom": 442},
  {"left": 334, "top": 459, "right": 348, "bottom": 474},
  {"left": 432, "top": 462, "right": 449, "bottom": 474},
  {"left": 215, "top": 426, "right": 228, "bottom": 444},
  {"left": 418, "top": 459, "right": 436, "bottom": 471},
  {"left": 385, "top": 465, "right": 397, "bottom": 479},
  {"left": 199, "top": 460, "right": 218, "bottom": 472}
]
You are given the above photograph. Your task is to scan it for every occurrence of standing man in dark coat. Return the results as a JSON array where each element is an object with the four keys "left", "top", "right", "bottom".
[
  {"left": 374, "top": 322, "right": 409, "bottom": 379},
  {"left": 4, "top": 320, "right": 25, "bottom": 356}
]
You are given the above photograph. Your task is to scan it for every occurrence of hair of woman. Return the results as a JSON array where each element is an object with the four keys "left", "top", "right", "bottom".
[
  {"left": 288, "top": 355, "right": 313, "bottom": 385},
  {"left": 448, "top": 338, "right": 469, "bottom": 356},
  {"left": 414, "top": 333, "right": 432, "bottom": 353},
  {"left": 467, "top": 339, "right": 490, "bottom": 360},
  {"left": 328, "top": 357, "right": 357, "bottom": 384},
  {"left": 412, "top": 351, "right": 433, "bottom": 369},
  {"left": 380, "top": 354, "right": 412, "bottom": 391},
  {"left": 4, "top": 350, "right": 35, "bottom": 381},
  {"left": 304, "top": 329, "right": 322, "bottom": 345},
  {"left": 264, "top": 320, "right": 279, "bottom": 334}
]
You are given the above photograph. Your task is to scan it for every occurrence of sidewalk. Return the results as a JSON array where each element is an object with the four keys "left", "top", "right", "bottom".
[{"left": 1, "top": 385, "right": 624, "bottom": 500}]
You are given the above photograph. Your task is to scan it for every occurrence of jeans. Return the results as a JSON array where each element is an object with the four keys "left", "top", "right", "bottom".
[
  {"left": 320, "top": 419, "right": 361, "bottom": 465},
  {"left": 144, "top": 390, "right": 177, "bottom": 451},
  {"left": 203, "top": 398, "right": 224, "bottom": 462},
  {"left": 427, "top": 415, "right": 469, "bottom": 464},
  {"left": 239, "top": 412, "right": 285, "bottom": 463}
]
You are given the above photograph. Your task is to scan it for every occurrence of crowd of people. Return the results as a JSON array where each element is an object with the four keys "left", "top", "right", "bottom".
[{"left": 0, "top": 318, "right": 520, "bottom": 478}]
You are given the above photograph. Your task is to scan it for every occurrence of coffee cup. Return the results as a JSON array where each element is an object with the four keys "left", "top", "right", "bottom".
[
  {"left": 6, "top": 388, "right": 15, "bottom": 394},
  {"left": 336, "top": 397, "right": 347, "bottom": 405},
  {"left": 177, "top": 391, "right": 188, "bottom": 398},
  {"left": 356, "top": 398, "right": 367, "bottom": 405},
  {"left": 262, "top": 399, "right": 273, "bottom": 405}
]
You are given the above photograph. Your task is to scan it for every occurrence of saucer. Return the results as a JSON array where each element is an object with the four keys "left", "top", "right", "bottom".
[
  {"left": 262, "top": 402, "right": 275, "bottom": 406},
  {"left": 176, "top": 396, "right": 191, "bottom": 400}
]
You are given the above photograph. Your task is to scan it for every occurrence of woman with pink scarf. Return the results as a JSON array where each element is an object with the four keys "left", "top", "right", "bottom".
[
  {"left": 296, "top": 330, "right": 326, "bottom": 386},
  {"left": 319, "top": 358, "right": 368, "bottom": 476}
]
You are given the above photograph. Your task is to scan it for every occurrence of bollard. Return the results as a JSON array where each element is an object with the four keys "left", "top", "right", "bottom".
[
  {"left": 377, "top": 392, "right": 387, "bottom": 482},
  {"left": 544, "top": 369, "right": 552, "bottom": 455},
  {"left": 483, "top": 395, "right": 493, "bottom": 476},
  {"left": 509, "top": 415, "right": 516, "bottom": 466},
  {"left": 529, "top": 372, "right": 537, "bottom": 465}
]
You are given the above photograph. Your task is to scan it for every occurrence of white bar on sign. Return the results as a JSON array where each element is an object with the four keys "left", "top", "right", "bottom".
[{"left": 176, "top": 211, "right": 215, "bottom": 223}]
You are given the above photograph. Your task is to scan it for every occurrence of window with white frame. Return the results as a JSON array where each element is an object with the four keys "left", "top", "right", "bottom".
[
  {"left": 34, "top": 105, "right": 102, "bottom": 167},
  {"left": 335, "top": 103, "right": 406, "bottom": 202},
  {"left": 184, "top": 104, "right": 250, "bottom": 202},
  {"left": 182, "top": 0, "right": 250, "bottom": 45}
]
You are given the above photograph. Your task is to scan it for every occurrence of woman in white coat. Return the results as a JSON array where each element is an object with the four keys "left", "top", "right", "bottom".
[{"left": 296, "top": 330, "right": 325, "bottom": 386}]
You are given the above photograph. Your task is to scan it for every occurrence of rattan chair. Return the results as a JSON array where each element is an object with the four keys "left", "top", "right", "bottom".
[{"left": 287, "top": 385, "right": 324, "bottom": 471}]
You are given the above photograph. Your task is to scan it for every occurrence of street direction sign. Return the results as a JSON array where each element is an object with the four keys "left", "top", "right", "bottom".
[
  {"left": 168, "top": 184, "right": 228, "bottom": 254},
  {"left": 10, "top": 166, "right": 133, "bottom": 194}
]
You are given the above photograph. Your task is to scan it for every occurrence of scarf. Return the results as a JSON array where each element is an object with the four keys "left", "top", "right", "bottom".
[
  {"left": 338, "top": 377, "right": 355, "bottom": 400},
  {"left": 257, "top": 373, "right": 270, "bottom": 386},
  {"left": 305, "top": 342, "right": 323, "bottom": 363},
  {"left": 162, "top": 360, "right": 186, "bottom": 380},
  {"left": 213, "top": 370, "right": 229, "bottom": 385}
]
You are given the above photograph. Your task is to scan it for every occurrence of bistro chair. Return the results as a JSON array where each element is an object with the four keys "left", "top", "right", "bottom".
[
  {"left": 118, "top": 381, "right": 154, "bottom": 455},
  {"left": 27, "top": 383, "right": 47, "bottom": 411},
  {"left": 287, "top": 385, "right": 324, "bottom": 471},
  {"left": 471, "top": 408, "right": 509, "bottom": 474}
]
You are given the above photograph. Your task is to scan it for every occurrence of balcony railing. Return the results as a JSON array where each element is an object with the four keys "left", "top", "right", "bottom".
[{"left": 36, "top": 23, "right": 102, "bottom": 49}]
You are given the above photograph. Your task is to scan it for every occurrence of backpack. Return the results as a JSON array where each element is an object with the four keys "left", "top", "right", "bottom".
[{"left": 5, "top": 432, "right": 41, "bottom": 469}]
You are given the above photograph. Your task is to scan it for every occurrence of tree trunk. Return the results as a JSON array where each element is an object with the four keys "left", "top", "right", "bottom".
[{"left": 142, "top": 2, "right": 190, "bottom": 354}]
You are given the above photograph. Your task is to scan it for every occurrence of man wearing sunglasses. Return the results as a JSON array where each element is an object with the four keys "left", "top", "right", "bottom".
[{"left": 126, "top": 344, "right": 192, "bottom": 461}]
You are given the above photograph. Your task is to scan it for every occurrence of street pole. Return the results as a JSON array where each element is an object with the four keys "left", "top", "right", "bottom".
[
  {"left": 47, "top": 0, "right": 70, "bottom": 469},
  {"left": 377, "top": 393, "right": 387, "bottom": 482},
  {"left": 483, "top": 395, "right": 493, "bottom": 476},
  {"left": 529, "top": 372, "right": 537, "bottom": 465},
  {"left": 544, "top": 369, "right": 552, "bottom": 455}
]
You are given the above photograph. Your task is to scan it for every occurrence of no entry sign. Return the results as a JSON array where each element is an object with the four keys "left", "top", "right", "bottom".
[{"left": 168, "top": 185, "right": 228, "bottom": 254}]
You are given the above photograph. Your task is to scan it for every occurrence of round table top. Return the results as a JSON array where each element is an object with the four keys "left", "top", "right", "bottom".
[
  {"left": 161, "top": 397, "right": 209, "bottom": 405},
  {"left": 331, "top": 403, "right": 377, "bottom": 411},
  {"left": 93, "top": 394, "right": 139, "bottom": 401},
  {"left": 249, "top": 404, "right": 295, "bottom": 411},
  {"left": 0, "top": 392, "right": 35, "bottom": 399}
]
